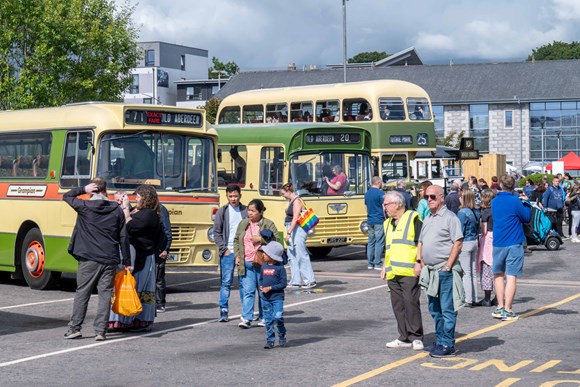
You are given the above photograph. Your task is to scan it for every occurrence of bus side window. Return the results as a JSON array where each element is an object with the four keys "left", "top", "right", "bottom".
[{"left": 60, "top": 131, "right": 93, "bottom": 187}]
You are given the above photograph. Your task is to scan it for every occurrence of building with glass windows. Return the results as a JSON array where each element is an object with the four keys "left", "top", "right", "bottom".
[
  {"left": 216, "top": 51, "right": 580, "bottom": 171},
  {"left": 124, "top": 42, "right": 209, "bottom": 106}
]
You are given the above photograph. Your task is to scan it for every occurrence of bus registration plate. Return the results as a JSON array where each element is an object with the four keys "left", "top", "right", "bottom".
[
  {"left": 327, "top": 237, "right": 347, "bottom": 244},
  {"left": 166, "top": 254, "right": 178, "bottom": 262}
]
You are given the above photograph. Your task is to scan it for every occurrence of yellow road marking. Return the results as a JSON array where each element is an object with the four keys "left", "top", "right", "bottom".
[{"left": 333, "top": 292, "right": 580, "bottom": 386}]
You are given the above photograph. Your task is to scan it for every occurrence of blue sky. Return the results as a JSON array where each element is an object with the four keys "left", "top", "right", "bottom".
[{"left": 119, "top": 0, "right": 580, "bottom": 70}]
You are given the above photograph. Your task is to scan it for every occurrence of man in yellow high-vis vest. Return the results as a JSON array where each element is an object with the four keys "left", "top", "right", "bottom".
[{"left": 381, "top": 190, "right": 424, "bottom": 351}]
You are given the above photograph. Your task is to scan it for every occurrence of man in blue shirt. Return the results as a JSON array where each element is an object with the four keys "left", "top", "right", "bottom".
[
  {"left": 491, "top": 175, "right": 531, "bottom": 321},
  {"left": 364, "top": 176, "right": 385, "bottom": 269},
  {"left": 542, "top": 176, "right": 565, "bottom": 237}
]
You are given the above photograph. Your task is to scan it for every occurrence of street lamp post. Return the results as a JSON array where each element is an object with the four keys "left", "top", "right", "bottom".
[
  {"left": 342, "top": 0, "right": 348, "bottom": 83},
  {"left": 212, "top": 70, "right": 227, "bottom": 91}
]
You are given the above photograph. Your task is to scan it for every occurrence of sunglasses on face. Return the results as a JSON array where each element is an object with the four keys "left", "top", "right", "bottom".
[{"left": 426, "top": 194, "right": 440, "bottom": 201}]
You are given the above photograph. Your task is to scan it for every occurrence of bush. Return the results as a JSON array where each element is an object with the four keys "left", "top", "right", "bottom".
[{"left": 519, "top": 173, "right": 556, "bottom": 187}]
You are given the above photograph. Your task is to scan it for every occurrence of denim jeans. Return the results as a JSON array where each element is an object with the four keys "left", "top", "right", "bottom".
[
  {"left": 427, "top": 270, "right": 456, "bottom": 347},
  {"left": 239, "top": 261, "right": 262, "bottom": 321},
  {"left": 286, "top": 223, "right": 315, "bottom": 285},
  {"left": 261, "top": 298, "right": 286, "bottom": 343},
  {"left": 219, "top": 252, "right": 236, "bottom": 310},
  {"left": 366, "top": 223, "right": 385, "bottom": 267}
]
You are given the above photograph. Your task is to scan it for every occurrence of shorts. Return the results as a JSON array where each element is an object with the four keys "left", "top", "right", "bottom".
[{"left": 492, "top": 245, "right": 524, "bottom": 276}]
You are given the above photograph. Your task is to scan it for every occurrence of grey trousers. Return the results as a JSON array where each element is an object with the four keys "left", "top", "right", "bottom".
[{"left": 69, "top": 259, "right": 116, "bottom": 335}]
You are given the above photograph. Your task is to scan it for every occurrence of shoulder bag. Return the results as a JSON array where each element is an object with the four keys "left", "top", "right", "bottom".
[{"left": 296, "top": 198, "right": 319, "bottom": 233}]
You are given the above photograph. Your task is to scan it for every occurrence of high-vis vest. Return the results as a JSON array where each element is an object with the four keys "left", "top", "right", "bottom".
[{"left": 383, "top": 210, "right": 419, "bottom": 280}]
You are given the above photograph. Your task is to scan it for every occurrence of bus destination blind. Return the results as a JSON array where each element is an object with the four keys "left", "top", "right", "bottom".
[
  {"left": 125, "top": 109, "right": 202, "bottom": 127},
  {"left": 305, "top": 133, "right": 361, "bottom": 145}
]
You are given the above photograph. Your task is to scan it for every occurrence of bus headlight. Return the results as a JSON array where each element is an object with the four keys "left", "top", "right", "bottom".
[
  {"left": 360, "top": 221, "right": 369, "bottom": 233},
  {"left": 207, "top": 227, "right": 215, "bottom": 242},
  {"left": 202, "top": 249, "right": 213, "bottom": 262}
]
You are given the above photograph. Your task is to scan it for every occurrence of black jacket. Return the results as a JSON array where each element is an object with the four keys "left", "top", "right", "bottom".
[
  {"left": 127, "top": 208, "right": 166, "bottom": 272},
  {"left": 64, "top": 187, "right": 131, "bottom": 266}
]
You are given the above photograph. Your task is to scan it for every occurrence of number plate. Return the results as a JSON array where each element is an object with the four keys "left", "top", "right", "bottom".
[
  {"left": 327, "top": 237, "right": 347, "bottom": 244},
  {"left": 166, "top": 254, "right": 178, "bottom": 262}
]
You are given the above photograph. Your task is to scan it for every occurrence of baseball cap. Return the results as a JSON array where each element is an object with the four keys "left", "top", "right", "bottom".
[{"left": 258, "top": 241, "right": 285, "bottom": 262}]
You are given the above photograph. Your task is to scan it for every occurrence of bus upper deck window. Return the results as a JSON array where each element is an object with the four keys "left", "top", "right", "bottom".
[
  {"left": 407, "top": 98, "right": 431, "bottom": 120},
  {"left": 379, "top": 98, "right": 405, "bottom": 121}
]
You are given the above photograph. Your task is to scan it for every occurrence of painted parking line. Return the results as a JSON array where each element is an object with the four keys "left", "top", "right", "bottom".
[
  {"left": 0, "top": 283, "right": 388, "bottom": 368},
  {"left": 333, "top": 292, "right": 580, "bottom": 386}
]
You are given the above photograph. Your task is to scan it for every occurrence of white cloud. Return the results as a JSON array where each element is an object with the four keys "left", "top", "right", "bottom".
[{"left": 116, "top": 0, "right": 580, "bottom": 69}]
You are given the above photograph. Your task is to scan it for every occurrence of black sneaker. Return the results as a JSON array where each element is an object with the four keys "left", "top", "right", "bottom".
[
  {"left": 423, "top": 343, "right": 439, "bottom": 352},
  {"left": 64, "top": 328, "right": 82, "bottom": 339},
  {"left": 238, "top": 320, "right": 251, "bottom": 329},
  {"left": 279, "top": 336, "right": 287, "bottom": 347},
  {"left": 263, "top": 341, "right": 274, "bottom": 349},
  {"left": 156, "top": 305, "right": 166, "bottom": 313},
  {"left": 218, "top": 309, "right": 228, "bottom": 322}
]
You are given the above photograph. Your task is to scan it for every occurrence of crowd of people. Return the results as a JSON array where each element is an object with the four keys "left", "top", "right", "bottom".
[{"left": 61, "top": 170, "right": 579, "bottom": 353}]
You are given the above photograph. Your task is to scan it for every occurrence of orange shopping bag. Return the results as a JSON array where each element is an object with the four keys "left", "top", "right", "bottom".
[{"left": 112, "top": 269, "right": 142, "bottom": 317}]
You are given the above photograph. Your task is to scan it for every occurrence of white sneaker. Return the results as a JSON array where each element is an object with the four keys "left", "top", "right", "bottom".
[
  {"left": 571, "top": 237, "right": 579, "bottom": 243},
  {"left": 385, "top": 339, "right": 412, "bottom": 348},
  {"left": 412, "top": 340, "right": 424, "bottom": 351}
]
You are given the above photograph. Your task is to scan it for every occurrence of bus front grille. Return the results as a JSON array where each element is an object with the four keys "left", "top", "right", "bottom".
[
  {"left": 312, "top": 215, "right": 366, "bottom": 239},
  {"left": 171, "top": 225, "right": 196, "bottom": 242}
]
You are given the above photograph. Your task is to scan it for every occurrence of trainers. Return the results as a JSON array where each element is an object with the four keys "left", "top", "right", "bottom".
[
  {"left": 279, "top": 336, "right": 287, "bottom": 347},
  {"left": 238, "top": 320, "right": 251, "bottom": 329},
  {"left": 492, "top": 307, "right": 507, "bottom": 319},
  {"left": 385, "top": 339, "right": 413, "bottom": 348},
  {"left": 218, "top": 309, "right": 228, "bottom": 322},
  {"left": 252, "top": 316, "right": 260, "bottom": 322},
  {"left": 263, "top": 341, "right": 274, "bottom": 349},
  {"left": 502, "top": 310, "right": 520, "bottom": 321},
  {"left": 374, "top": 266, "right": 383, "bottom": 271},
  {"left": 64, "top": 328, "right": 82, "bottom": 339},
  {"left": 412, "top": 340, "right": 424, "bottom": 351},
  {"left": 430, "top": 345, "right": 456, "bottom": 358},
  {"left": 95, "top": 333, "right": 106, "bottom": 341},
  {"left": 571, "top": 237, "right": 580, "bottom": 243},
  {"left": 367, "top": 265, "right": 374, "bottom": 270},
  {"left": 156, "top": 305, "right": 166, "bottom": 313},
  {"left": 303, "top": 282, "right": 317, "bottom": 289},
  {"left": 257, "top": 319, "right": 266, "bottom": 327},
  {"left": 423, "top": 343, "right": 439, "bottom": 352},
  {"left": 287, "top": 283, "right": 301, "bottom": 288}
]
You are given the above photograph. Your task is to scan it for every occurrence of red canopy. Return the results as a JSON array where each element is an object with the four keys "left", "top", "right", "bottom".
[{"left": 546, "top": 152, "right": 580, "bottom": 170}]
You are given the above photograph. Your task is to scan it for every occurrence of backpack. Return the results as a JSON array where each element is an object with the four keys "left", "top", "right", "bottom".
[{"left": 528, "top": 206, "right": 553, "bottom": 244}]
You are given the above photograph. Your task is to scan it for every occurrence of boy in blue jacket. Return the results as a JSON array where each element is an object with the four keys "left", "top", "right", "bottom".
[{"left": 258, "top": 241, "right": 287, "bottom": 349}]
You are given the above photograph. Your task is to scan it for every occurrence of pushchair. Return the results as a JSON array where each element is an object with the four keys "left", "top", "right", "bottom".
[{"left": 524, "top": 204, "right": 563, "bottom": 251}]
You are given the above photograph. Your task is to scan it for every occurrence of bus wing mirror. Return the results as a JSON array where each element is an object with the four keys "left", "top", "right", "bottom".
[{"left": 217, "top": 148, "right": 222, "bottom": 163}]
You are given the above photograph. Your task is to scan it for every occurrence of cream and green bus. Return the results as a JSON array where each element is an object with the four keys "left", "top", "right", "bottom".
[
  {"left": 0, "top": 103, "right": 218, "bottom": 289},
  {"left": 216, "top": 80, "right": 436, "bottom": 183},
  {"left": 215, "top": 123, "right": 372, "bottom": 257}
]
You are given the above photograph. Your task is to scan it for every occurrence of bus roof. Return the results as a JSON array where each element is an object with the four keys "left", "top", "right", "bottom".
[
  {"left": 215, "top": 123, "right": 371, "bottom": 159},
  {"left": 219, "top": 79, "right": 430, "bottom": 107},
  {"left": 0, "top": 102, "right": 215, "bottom": 135}
]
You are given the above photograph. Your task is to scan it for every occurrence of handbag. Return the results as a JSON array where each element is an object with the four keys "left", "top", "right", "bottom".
[
  {"left": 297, "top": 198, "right": 319, "bottom": 233},
  {"left": 112, "top": 269, "right": 142, "bottom": 317}
]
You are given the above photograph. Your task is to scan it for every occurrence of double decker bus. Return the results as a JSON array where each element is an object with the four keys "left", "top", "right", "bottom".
[
  {"left": 215, "top": 123, "right": 372, "bottom": 256},
  {"left": 217, "top": 80, "right": 436, "bottom": 183},
  {"left": 0, "top": 103, "right": 219, "bottom": 289}
]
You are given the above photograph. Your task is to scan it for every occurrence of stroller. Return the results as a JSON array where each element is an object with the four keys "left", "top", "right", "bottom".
[{"left": 524, "top": 204, "right": 563, "bottom": 251}]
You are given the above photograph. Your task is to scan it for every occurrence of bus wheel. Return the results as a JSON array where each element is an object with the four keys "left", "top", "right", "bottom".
[
  {"left": 20, "top": 228, "right": 60, "bottom": 290},
  {"left": 309, "top": 247, "right": 333, "bottom": 258}
]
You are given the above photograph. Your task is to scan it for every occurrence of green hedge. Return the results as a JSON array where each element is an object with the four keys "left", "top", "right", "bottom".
[{"left": 519, "top": 173, "right": 556, "bottom": 187}]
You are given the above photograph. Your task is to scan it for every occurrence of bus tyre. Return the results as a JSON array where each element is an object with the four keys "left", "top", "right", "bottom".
[
  {"left": 20, "top": 228, "right": 60, "bottom": 290},
  {"left": 308, "top": 247, "right": 333, "bottom": 258}
]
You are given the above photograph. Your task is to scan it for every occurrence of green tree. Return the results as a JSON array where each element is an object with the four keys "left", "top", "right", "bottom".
[
  {"left": 201, "top": 98, "right": 220, "bottom": 124},
  {"left": 208, "top": 56, "right": 239, "bottom": 78},
  {"left": 0, "top": 0, "right": 139, "bottom": 110},
  {"left": 527, "top": 41, "right": 580, "bottom": 61},
  {"left": 348, "top": 51, "right": 389, "bottom": 63},
  {"left": 437, "top": 129, "right": 465, "bottom": 148}
]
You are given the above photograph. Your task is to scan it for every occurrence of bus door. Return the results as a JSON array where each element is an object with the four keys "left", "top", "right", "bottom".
[{"left": 379, "top": 152, "right": 408, "bottom": 184}]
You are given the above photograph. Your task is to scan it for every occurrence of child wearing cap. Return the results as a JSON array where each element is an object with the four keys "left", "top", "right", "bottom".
[{"left": 258, "top": 241, "right": 288, "bottom": 349}]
